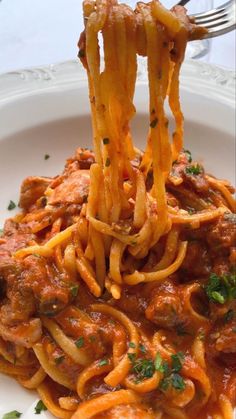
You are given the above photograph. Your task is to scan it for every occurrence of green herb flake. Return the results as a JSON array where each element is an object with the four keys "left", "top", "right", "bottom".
[
  {"left": 159, "top": 377, "right": 170, "bottom": 391},
  {"left": 185, "top": 164, "right": 202, "bottom": 176},
  {"left": 35, "top": 400, "right": 47, "bottom": 414},
  {"left": 171, "top": 373, "right": 186, "bottom": 391},
  {"left": 154, "top": 352, "right": 163, "bottom": 371},
  {"left": 89, "top": 335, "right": 96, "bottom": 343},
  {"left": 55, "top": 355, "right": 65, "bottom": 365},
  {"left": 129, "top": 342, "right": 136, "bottom": 349},
  {"left": 212, "top": 291, "right": 225, "bottom": 304},
  {"left": 98, "top": 358, "right": 108, "bottom": 367},
  {"left": 103, "top": 138, "right": 110, "bottom": 145},
  {"left": 132, "top": 358, "right": 155, "bottom": 381},
  {"left": 205, "top": 272, "right": 236, "bottom": 305},
  {"left": 105, "top": 157, "right": 111, "bottom": 167},
  {"left": 7, "top": 200, "right": 16, "bottom": 211},
  {"left": 171, "top": 352, "right": 184, "bottom": 373},
  {"left": 75, "top": 337, "right": 84, "bottom": 348},
  {"left": 70, "top": 285, "right": 79, "bottom": 298},
  {"left": 2, "top": 412, "right": 22, "bottom": 419},
  {"left": 183, "top": 149, "right": 192, "bottom": 163},
  {"left": 139, "top": 344, "right": 146, "bottom": 354},
  {"left": 150, "top": 118, "right": 158, "bottom": 129},
  {"left": 44, "top": 154, "right": 50, "bottom": 160},
  {"left": 127, "top": 353, "right": 136, "bottom": 363}
]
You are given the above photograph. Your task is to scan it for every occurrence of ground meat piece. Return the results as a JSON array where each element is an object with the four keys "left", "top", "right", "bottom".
[
  {"left": 48, "top": 170, "right": 90, "bottom": 206},
  {"left": 115, "top": 285, "right": 147, "bottom": 318},
  {"left": 22, "top": 255, "right": 71, "bottom": 315},
  {"left": 212, "top": 257, "right": 230, "bottom": 276},
  {"left": 0, "top": 318, "right": 42, "bottom": 348},
  {"left": 146, "top": 293, "right": 184, "bottom": 328},
  {"left": 183, "top": 168, "right": 209, "bottom": 193},
  {"left": 19, "top": 176, "right": 52, "bottom": 210},
  {"left": 207, "top": 215, "right": 236, "bottom": 250},
  {"left": 214, "top": 325, "right": 236, "bottom": 353},
  {"left": 75, "top": 148, "right": 95, "bottom": 170},
  {"left": 145, "top": 282, "right": 190, "bottom": 329},
  {"left": 0, "top": 225, "right": 34, "bottom": 279},
  {"left": 180, "top": 241, "right": 211, "bottom": 277}
]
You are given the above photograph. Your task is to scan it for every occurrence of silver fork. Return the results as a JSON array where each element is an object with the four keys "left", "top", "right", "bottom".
[{"left": 178, "top": 0, "right": 236, "bottom": 38}]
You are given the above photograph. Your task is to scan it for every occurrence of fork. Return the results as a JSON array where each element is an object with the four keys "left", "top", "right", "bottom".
[{"left": 178, "top": 0, "right": 236, "bottom": 38}]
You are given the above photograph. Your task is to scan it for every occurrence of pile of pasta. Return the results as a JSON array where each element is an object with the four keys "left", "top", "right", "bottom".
[{"left": 0, "top": 1, "right": 235, "bottom": 419}]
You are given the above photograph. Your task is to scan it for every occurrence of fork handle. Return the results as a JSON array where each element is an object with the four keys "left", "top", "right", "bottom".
[{"left": 177, "top": 0, "right": 191, "bottom": 6}]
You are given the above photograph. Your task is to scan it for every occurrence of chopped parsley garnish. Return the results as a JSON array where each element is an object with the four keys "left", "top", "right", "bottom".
[
  {"left": 171, "top": 352, "right": 184, "bottom": 373},
  {"left": 55, "top": 355, "right": 65, "bottom": 365},
  {"left": 154, "top": 352, "right": 163, "bottom": 371},
  {"left": 156, "top": 352, "right": 185, "bottom": 392},
  {"left": 171, "top": 373, "right": 186, "bottom": 390},
  {"left": 127, "top": 350, "right": 185, "bottom": 389},
  {"left": 132, "top": 358, "right": 155, "bottom": 381},
  {"left": 154, "top": 353, "right": 169, "bottom": 375},
  {"left": 205, "top": 272, "right": 236, "bottom": 305},
  {"left": 139, "top": 344, "right": 147, "bottom": 354},
  {"left": 75, "top": 337, "right": 84, "bottom": 348},
  {"left": 159, "top": 376, "right": 171, "bottom": 391},
  {"left": 185, "top": 164, "right": 202, "bottom": 176},
  {"left": 2, "top": 412, "right": 22, "bottom": 419},
  {"left": 129, "top": 342, "right": 136, "bottom": 348},
  {"left": 70, "top": 284, "right": 79, "bottom": 297},
  {"left": 105, "top": 157, "right": 111, "bottom": 167},
  {"left": 183, "top": 149, "right": 192, "bottom": 163},
  {"left": 7, "top": 200, "right": 16, "bottom": 211},
  {"left": 127, "top": 352, "right": 136, "bottom": 363},
  {"left": 150, "top": 118, "right": 158, "bottom": 128},
  {"left": 44, "top": 154, "right": 50, "bottom": 160},
  {"left": 35, "top": 400, "right": 47, "bottom": 414},
  {"left": 98, "top": 358, "right": 108, "bottom": 367},
  {"left": 103, "top": 138, "right": 110, "bottom": 145},
  {"left": 160, "top": 373, "right": 186, "bottom": 392}
]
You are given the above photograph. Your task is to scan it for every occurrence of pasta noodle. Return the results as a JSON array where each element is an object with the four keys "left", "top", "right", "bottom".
[{"left": 0, "top": 1, "right": 235, "bottom": 418}]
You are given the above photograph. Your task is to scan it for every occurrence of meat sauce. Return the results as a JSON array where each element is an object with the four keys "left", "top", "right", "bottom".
[{"left": 0, "top": 148, "right": 235, "bottom": 418}]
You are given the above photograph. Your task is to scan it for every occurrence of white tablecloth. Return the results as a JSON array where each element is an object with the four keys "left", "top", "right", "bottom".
[{"left": 0, "top": 0, "right": 235, "bottom": 74}]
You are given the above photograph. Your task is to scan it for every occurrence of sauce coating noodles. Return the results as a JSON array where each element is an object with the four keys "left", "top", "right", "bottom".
[{"left": 0, "top": 1, "right": 235, "bottom": 419}]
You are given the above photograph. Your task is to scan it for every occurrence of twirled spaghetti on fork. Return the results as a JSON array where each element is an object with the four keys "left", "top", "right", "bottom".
[{"left": 0, "top": 1, "right": 235, "bottom": 418}]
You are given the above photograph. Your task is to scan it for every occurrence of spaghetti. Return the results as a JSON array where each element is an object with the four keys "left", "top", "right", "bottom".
[{"left": 0, "top": 1, "right": 235, "bottom": 418}]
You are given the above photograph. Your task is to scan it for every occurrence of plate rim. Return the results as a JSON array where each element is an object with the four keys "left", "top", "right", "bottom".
[{"left": 0, "top": 58, "right": 235, "bottom": 106}]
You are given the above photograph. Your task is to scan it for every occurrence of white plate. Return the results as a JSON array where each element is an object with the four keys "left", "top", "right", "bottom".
[{"left": 0, "top": 59, "right": 235, "bottom": 418}]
